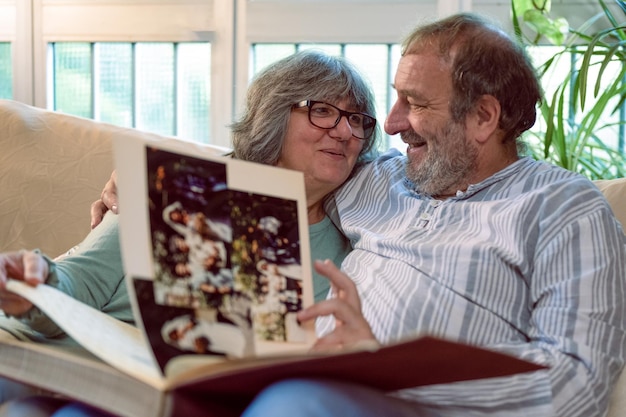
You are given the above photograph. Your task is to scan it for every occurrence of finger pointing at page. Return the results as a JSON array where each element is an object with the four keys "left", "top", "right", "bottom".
[{"left": 297, "top": 259, "right": 378, "bottom": 352}]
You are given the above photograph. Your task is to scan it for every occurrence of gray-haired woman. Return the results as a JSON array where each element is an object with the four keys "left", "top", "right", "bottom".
[{"left": 0, "top": 49, "right": 379, "bottom": 417}]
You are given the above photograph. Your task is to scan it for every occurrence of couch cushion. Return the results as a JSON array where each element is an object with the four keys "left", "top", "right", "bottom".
[
  {"left": 0, "top": 100, "right": 115, "bottom": 256},
  {"left": 595, "top": 178, "right": 626, "bottom": 233},
  {"left": 0, "top": 99, "right": 228, "bottom": 257}
]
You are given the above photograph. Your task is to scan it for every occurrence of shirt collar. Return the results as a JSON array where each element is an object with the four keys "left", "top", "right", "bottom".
[{"left": 404, "top": 157, "right": 534, "bottom": 200}]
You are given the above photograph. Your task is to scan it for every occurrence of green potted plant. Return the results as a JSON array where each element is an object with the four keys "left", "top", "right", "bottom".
[{"left": 511, "top": 0, "right": 626, "bottom": 179}]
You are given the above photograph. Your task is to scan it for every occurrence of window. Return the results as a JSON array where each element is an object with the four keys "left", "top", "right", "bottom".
[
  {"left": 49, "top": 42, "right": 211, "bottom": 142},
  {"left": 0, "top": 42, "right": 11, "bottom": 99}
]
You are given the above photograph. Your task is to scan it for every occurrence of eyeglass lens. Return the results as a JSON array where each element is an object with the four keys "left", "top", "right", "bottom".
[{"left": 308, "top": 101, "right": 375, "bottom": 140}]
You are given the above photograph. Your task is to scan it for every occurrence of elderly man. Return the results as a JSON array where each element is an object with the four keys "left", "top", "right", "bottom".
[{"left": 243, "top": 12, "right": 626, "bottom": 417}]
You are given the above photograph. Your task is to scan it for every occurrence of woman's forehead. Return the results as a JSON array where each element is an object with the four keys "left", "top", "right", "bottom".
[{"left": 316, "top": 96, "right": 362, "bottom": 111}]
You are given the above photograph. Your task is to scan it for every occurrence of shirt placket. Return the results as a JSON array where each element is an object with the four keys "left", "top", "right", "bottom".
[{"left": 417, "top": 199, "right": 442, "bottom": 228}]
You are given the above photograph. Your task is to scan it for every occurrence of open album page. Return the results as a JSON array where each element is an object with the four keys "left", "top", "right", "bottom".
[{"left": 114, "top": 137, "right": 315, "bottom": 377}]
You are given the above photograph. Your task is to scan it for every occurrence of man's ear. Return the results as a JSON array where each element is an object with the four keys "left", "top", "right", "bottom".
[{"left": 471, "top": 94, "right": 501, "bottom": 144}]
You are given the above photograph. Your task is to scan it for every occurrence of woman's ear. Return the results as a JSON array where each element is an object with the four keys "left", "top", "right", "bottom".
[{"left": 470, "top": 94, "right": 501, "bottom": 144}]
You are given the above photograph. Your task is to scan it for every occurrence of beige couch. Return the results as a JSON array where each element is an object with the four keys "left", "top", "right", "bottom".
[
  {"left": 0, "top": 99, "right": 227, "bottom": 257},
  {"left": 1, "top": 98, "right": 626, "bottom": 414}
]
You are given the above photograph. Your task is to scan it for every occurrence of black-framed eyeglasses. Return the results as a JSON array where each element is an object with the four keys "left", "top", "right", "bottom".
[{"left": 293, "top": 100, "right": 376, "bottom": 140}]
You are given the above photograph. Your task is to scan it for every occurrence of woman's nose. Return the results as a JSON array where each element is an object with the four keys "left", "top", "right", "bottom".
[{"left": 329, "top": 115, "right": 353, "bottom": 141}]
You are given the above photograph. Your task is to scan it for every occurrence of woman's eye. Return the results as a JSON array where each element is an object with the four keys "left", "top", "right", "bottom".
[
  {"left": 348, "top": 114, "right": 364, "bottom": 126},
  {"left": 312, "top": 107, "right": 332, "bottom": 116}
]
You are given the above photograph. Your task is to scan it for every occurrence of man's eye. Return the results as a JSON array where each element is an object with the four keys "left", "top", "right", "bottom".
[{"left": 409, "top": 103, "right": 426, "bottom": 110}]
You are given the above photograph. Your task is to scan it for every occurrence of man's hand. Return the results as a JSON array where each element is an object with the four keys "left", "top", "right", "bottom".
[
  {"left": 297, "top": 259, "right": 378, "bottom": 352},
  {"left": 0, "top": 251, "right": 48, "bottom": 316},
  {"left": 90, "top": 170, "right": 119, "bottom": 229}
]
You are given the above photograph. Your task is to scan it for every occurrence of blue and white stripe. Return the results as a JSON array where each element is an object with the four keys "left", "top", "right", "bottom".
[{"left": 319, "top": 149, "right": 626, "bottom": 417}]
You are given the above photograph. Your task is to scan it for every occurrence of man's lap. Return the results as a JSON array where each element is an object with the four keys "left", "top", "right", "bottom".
[{"left": 241, "top": 378, "right": 438, "bottom": 417}]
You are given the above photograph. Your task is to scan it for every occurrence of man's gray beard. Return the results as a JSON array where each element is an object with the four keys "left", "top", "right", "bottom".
[{"left": 405, "top": 123, "right": 478, "bottom": 196}]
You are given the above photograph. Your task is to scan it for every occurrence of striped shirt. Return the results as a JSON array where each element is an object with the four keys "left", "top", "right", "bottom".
[{"left": 320, "top": 149, "right": 626, "bottom": 417}]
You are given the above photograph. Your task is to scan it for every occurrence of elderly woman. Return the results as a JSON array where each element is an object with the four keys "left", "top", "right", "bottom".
[{"left": 0, "top": 49, "right": 379, "bottom": 416}]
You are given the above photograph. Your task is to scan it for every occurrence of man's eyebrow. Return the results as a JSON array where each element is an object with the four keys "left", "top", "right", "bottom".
[{"left": 392, "top": 86, "right": 424, "bottom": 100}]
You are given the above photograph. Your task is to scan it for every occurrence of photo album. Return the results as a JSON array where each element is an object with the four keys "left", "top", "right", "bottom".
[
  {"left": 0, "top": 135, "right": 546, "bottom": 417},
  {"left": 115, "top": 135, "right": 316, "bottom": 372}
]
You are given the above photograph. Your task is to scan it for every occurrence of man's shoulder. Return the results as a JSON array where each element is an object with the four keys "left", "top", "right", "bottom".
[
  {"left": 374, "top": 148, "right": 406, "bottom": 165},
  {"left": 353, "top": 149, "right": 406, "bottom": 179},
  {"left": 513, "top": 157, "right": 596, "bottom": 190},
  {"left": 511, "top": 158, "right": 612, "bottom": 215},
  {"left": 333, "top": 149, "right": 406, "bottom": 206}
]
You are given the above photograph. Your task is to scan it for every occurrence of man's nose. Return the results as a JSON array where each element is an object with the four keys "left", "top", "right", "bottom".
[{"left": 384, "top": 101, "right": 410, "bottom": 135}]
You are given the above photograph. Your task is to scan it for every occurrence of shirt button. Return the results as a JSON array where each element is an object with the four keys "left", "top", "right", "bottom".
[
  {"left": 420, "top": 212, "right": 431, "bottom": 220},
  {"left": 430, "top": 200, "right": 441, "bottom": 207}
]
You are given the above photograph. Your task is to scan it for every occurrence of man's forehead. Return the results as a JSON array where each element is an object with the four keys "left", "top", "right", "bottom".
[{"left": 393, "top": 53, "right": 447, "bottom": 92}]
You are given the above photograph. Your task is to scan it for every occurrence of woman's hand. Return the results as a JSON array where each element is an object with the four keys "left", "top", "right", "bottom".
[
  {"left": 90, "top": 170, "right": 119, "bottom": 229},
  {"left": 0, "top": 251, "right": 48, "bottom": 316},
  {"left": 297, "top": 259, "right": 378, "bottom": 352}
]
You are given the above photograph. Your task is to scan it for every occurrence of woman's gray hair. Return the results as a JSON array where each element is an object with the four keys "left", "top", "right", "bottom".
[{"left": 231, "top": 49, "right": 380, "bottom": 167}]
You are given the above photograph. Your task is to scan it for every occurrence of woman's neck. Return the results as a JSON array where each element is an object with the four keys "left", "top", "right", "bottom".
[
  {"left": 307, "top": 199, "right": 326, "bottom": 224},
  {"left": 305, "top": 181, "right": 334, "bottom": 225}
]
